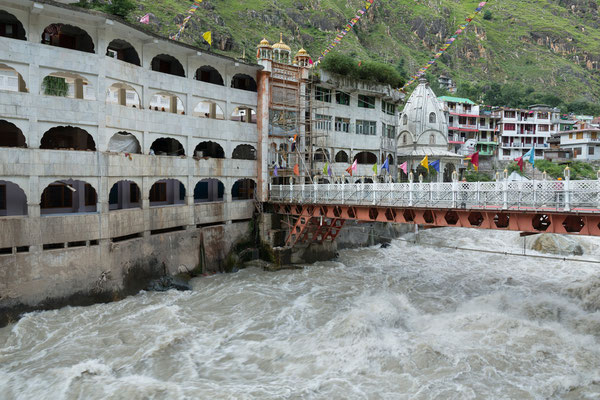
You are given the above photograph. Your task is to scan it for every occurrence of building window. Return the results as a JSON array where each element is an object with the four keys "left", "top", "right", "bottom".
[
  {"left": 429, "top": 134, "right": 436, "bottom": 144},
  {"left": 382, "top": 101, "right": 396, "bottom": 115},
  {"left": 315, "top": 86, "right": 331, "bottom": 102},
  {"left": 0, "top": 184, "right": 5, "bottom": 210},
  {"left": 403, "top": 114, "right": 407, "bottom": 125},
  {"left": 504, "top": 123, "right": 516, "bottom": 131},
  {"left": 464, "top": 104, "right": 471, "bottom": 113},
  {"left": 576, "top": 132, "right": 583, "bottom": 140},
  {"left": 335, "top": 117, "right": 350, "bottom": 133},
  {"left": 503, "top": 149, "right": 510, "bottom": 156},
  {"left": 592, "top": 132, "right": 598, "bottom": 140},
  {"left": 84, "top": 184, "right": 96, "bottom": 206},
  {"left": 589, "top": 146, "right": 595, "bottom": 155},
  {"left": 429, "top": 112, "right": 436, "bottom": 124},
  {"left": 130, "top": 182, "right": 140, "bottom": 203},
  {"left": 569, "top": 133, "right": 573, "bottom": 139},
  {"left": 335, "top": 91, "right": 350, "bottom": 106},
  {"left": 356, "top": 120, "right": 376, "bottom": 135},
  {"left": 537, "top": 112, "right": 548, "bottom": 119},
  {"left": 403, "top": 134, "right": 407, "bottom": 145},
  {"left": 358, "top": 95, "right": 375, "bottom": 109},
  {"left": 504, "top": 111, "right": 515, "bottom": 118},
  {"left": 41, "top": 184, "right": 73, "bottom": 208},
  {"left": 150, "top": 182, "right": 167, "bottom": 202},
  {"left": 315, "top": 114, "right": 332, "bottom": 131},
  {"left": 382, "top": 123, "right": 395, "bottom": 139},
  {"left": 574, "top": 147, "right": 582, "bottom": 157}
]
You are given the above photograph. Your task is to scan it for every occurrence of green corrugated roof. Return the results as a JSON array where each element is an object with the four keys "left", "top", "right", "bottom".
[{"left": 438, "top": 96, "right": 476, "bottom": 105}]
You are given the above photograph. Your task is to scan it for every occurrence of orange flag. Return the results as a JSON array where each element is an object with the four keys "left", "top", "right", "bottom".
[{"left": 293, "top": 164, "right": 300, "bottom": 176}]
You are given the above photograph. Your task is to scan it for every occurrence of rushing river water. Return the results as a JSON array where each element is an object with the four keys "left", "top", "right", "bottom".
[{"left": 2, "top": 228, "right": 600, "bottom": 399}]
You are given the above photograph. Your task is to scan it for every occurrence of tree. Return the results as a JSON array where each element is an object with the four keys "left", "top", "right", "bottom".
[
  {"left": 105, "top": 0, "right": 135, "bottom": 18},
  {"left": 483, "top": 10, "right": 493, "bottom": 20}
]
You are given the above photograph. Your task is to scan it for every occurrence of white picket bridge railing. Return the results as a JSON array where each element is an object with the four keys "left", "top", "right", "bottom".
[{"left": 269, "top": 180, "right": 600, "bottom": 213}]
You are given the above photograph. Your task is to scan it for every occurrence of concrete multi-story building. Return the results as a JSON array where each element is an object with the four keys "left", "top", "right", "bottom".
[
  {"left": 557, "top": 121, "right": 600, "bottom": 161},
  {"left": 0, "top": 0, "right": 267, "bottom": 315},
  {"left": 497, "top": 105, "right": 560, "bottom": 161}
]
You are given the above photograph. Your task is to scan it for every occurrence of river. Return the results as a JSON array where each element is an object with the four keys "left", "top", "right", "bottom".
[{"left": 1, "top": 228, "right": 600, "bottom": 399}]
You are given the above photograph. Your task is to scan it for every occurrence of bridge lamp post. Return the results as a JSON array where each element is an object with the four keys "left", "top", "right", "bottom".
[
  {"left": 542, "top": 170, "right": 547, "bottom": 180},
  {"left": 409, "top": 171, "right": 414, "bottom": 183},
  {"left": 503, "top": 168, "right": 508, "bottom": 181},
  {"left": 451, "top": 170, "right": 458, "bottom": 182},
  {"left": 495, "top": 171, "right": 500, "bottom": 182},
  {"left": 564, "top": 166, "right": 570, "bottom": 180},
  {"left": 418, "top": 174, "right": 423, "bottom": 183}
]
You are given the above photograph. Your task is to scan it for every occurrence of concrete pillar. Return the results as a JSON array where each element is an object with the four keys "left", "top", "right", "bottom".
[
  {"left": 256, "top": 70, "right": 271, "bottom": 202},
  {"left": 18, "top": 74, "right": 27, "bottom": 93},
  {"left": 170, "top": 95, "right": 178, "bottom": 114},
  {"left": 209, "top": 102, "right": 217, "bottom": 119},
  {"left": 74, "top": 78, "right": 84, "bottom": 99},
  {"left": 118, "top": 88, "right": 127, "bottom": 106}
]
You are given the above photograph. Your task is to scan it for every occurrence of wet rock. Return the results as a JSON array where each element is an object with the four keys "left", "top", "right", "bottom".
[
  {"left": 146, "top": 276, "right": 191, "bottom": 292},
  {"left": 527, "top": 233, "right": 584, "bottom": 256}
]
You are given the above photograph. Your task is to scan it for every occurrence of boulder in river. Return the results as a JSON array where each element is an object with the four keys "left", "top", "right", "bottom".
[
  {"left": 146, "top": 275, "right": 191, "bottom": 292},
  {"left": 527, "top": 233, "right": 584, "bottom": 256}
]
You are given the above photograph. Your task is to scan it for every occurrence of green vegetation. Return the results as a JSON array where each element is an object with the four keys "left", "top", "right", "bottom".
[
  {"left": 319, "top": 52, "right": 405, "bottom": 87},
  {"left": 464, "top": 171, "right": 493, "bottom": 182},
  {"left": 508, "top": 160, "right": 598, "bottom": 180},
  {"left": 42, "top": 76, "right": 68, "bottom": 97},
  {"left": 75, "top": 0, "right": 135, "bottom": 18},
  {"left": 483, "top": 10, "right": 493, "bottom": 20}
]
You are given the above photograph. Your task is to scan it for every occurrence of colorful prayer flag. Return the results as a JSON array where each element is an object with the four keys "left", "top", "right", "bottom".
[
  {"left": 203, "top": 31, "right": 212, "bottom": 46},
  {"left": 429, "top": 159, "right": 440, "bottom": 173},
  {"left": 420, "top": 156, "right": 429, "bottom": 171},
  {"left": 399, "top": 161, "right": 408, "bottom": 175},
  {"left": 293, "top": 164, "right": 300, "bottom": 176},
  {"left": 139, "top": 14, "right": 150, "bottom": 24}
]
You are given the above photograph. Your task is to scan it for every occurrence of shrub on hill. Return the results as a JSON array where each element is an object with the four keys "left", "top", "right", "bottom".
[{"left": 320, "top": 52, "right": 405, "bottom": 88}]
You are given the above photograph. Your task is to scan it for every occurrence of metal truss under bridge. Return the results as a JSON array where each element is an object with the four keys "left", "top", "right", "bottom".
[{"left": 269, "top": 179, "right": 600, "bottom": 247}]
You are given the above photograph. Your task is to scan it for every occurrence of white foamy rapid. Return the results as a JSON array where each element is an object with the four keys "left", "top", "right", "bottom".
[{"left": 2, "top": 228, "right": 600, "bottom": 399}]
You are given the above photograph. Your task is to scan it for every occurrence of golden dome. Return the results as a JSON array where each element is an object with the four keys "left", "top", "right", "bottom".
[
  {"left": 295, "top": 48, "right": 309, "bottom": 57},
  {"left": 272, "top": 33, "right": 291, "bottom": 51},
  {"left": 258, "top": 38, "right": 271, "bottom": 47}
]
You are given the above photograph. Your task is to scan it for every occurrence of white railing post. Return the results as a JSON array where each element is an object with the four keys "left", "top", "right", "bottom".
[
  {"left": 476, "top": 181, "right": 481, "bottom": 207},
  {"left": 502, "top": 179, "right": 508, "bottom": 210},
  {"left": 313, "top": 181, "right": 317, "bottom": 203},
  {"left": 408, "top": 173, "right": 414, "bottom": 207},
  {"left": 564, "top": 167, "right": 571, "bottom": 211},
  {"left": 341, "top": 179, "right": 345, "bottom": 205},
  {"left": 290, "top": 180, "right": 294, "bottom": 203},
  {"left": 373, "top": 182, "right": 376, "bottom": 205}
]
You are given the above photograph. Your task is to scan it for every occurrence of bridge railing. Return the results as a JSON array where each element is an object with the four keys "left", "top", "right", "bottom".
[{"left": 269, "top": 180, "right": 600, "bottom": 212}]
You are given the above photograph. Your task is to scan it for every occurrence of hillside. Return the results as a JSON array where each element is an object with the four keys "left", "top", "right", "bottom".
[{"left": 79, "top": 0, "right": 600, "bottom": 103}]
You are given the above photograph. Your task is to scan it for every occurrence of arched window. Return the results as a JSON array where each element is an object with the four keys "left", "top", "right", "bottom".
[
  {"left": 0, "top": 120, "right": 26, "bottom": 148},
  {"left": 231, "top": 107, "right": 256, "bottom": 123},
  {"left": 353, "top": 151, "right": 377, "bottom": 165},
  {"left": 40, "top": 180, "right": 97, "bottom": 215},
  {"left": 402, "top": 114, "right": 407, "bottom": 125},
  {"left": 0, "top": 63, "right": 27, "bottom": 93},
  {"left": 231, "top": 74, "right": 257, "bottom": 92},
  {"left": 150, "top": 92, "right": 185, "bottom": 114},
  {"left": 194, "top": 141, "right": 224, "bottom": 158},
  {"left": 0, "top": 10, "right": 26, "bottom": 40},
  {"left": 151, "top": 54, "right": 185, "bottom": 77},
  {"left": 40, "top": 126, "right": 96, "bottom": 151},
  {"left": 106, "top": 39, "right": 140, "bottom": 66},
  {"left": 387, "top": 154, "right": 394, "bottom": 165},
  {"left": 150, "top": 137, "right": 185, "bottom": 156},
  {"left": 194, "top": 179, "right": 224, "bottom": 203},
  {"left": 41, "top": 23, "right": 94, "bottom": 53},
  {"left": 149, "top": 179, "right": 186, "bottom": 206},
  {"left": 109, "top": 180, "right": 141, "bottom": 210},
  {"left": 231, "top": 179, "right": 256, "bottom": 200},
  {"left": 314, "top": 148, "right": 329, "bottom": 162},
  {"left": 195, "top": 66, "right": 224, "bottom": 85},
  {"left": 42, "top": 72, "right": 94, "bottom": 100},
  {"left": 232, "top": 144, "right": 257, "bottom": 160},
  {"left": 429, "top": 112, "right": 436, "bottom": 124},
  {"left": 0, "top": 180, "right": 27, "bottom": 216},
  {"left": 193, "top": 101, "right": 224, "bottom": 119},
  {"left": 402, "top": 134, "right": 407, "bottom": 145},
  {"left": 108, "top": 132, "right": 141, "bottom": 153},
  {"left": 335, "top": 150, "right": 348, "bottom": 163},
  {"left": 106, "top": 82, "right": 141, "bottom": 108},
  {"left": 429, "top": 134, "right": 436, "bottom": 145}
]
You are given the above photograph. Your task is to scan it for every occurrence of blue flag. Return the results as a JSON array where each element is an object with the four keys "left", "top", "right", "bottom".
[
  {"left": 381, "top": 158, "right": 390, "bottom": 173},
  {"left": 429, "top": 159, "right": 440, "bottom": 173},
  {"left": 523, "top": 145, "right": 535, "bottom": 168},
  {"left": 327, "top": 164, "right": 333, "bottom": 177}
]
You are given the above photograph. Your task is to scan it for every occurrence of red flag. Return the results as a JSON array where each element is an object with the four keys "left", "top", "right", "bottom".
[
  {"left": 470, "top": 151, "right": 479, "bottom": 171},
  {"left": 345, "top": 165, "right": 353, "bottom": 176},
  {"left": 514, "top": 156, "right": 523, "bottom": 172},
  {"left": 293, "top": 164, "right": 300, "bottom": 176}
]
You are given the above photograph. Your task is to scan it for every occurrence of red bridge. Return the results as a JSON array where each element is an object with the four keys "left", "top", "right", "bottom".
[{"left": 269, "top": 179, "right": 600, "bottom": 247}]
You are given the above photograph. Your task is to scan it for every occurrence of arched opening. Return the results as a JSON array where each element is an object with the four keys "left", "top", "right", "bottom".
[
  {"left": 193, "top": 101, "right": 224, "bottom": 119},
  {"left": 151, "top": 54, "right": 185, "bottom": 77},
  {"left": 150, "top": 137, "right": 185, "bottom": 156},
  {"left": 231, "top": 179, "right": 255, "bottom": 200},
  {"left": 0, "top": 63, "right": 27, "bottom": 93},
  {"left": 40, "top": 126, "right": 96, "bottom": 151},
  {"left": 195, "top": 66, "right": 224, "bottom": 85},
  {"left": 335, "top": 150, "right": 349, "bottom": 163},
  {"left": 41, "top": 72, "right": 94, "bottom": 100},
  {"left": 106, "top": 82, "right": 141, "bottom": 108},
  {"left": 194, "top": 179, "right": 224, "bottom": 203},
  {"left": 109, "top": 180, "right": 141, "bottom": 210},
  {"left": 194, "top": 141, "right": 224, "bottom": 158},
  {"left": 429, "top": 112, "right": 436, "bottom": 124},
  {"left": 231, "top": 74, "right": 257, "bottom": 92},
  {"left": 402, "top": 133, "right": 408, "bottom": 145},
  {"left": 41, "top": 23, "right": 94, "bottom": 53},
  {"left": 354, "top": 151, "right": 377, "bottom": 164},
  {"left": 0, "top": 10, "right": 26, "bottom": 40},
  {"left": 108, "top": 131, "right": 141, "bottom": 154},
  {"left": 149, "top": 179, "right": 186, "bottom": 207},
  {"left": 443, "top": 163, "right": 455, "bottom": 183},
  {"left": 0, "top": 120, "right": 26, "bottom": 148},
  {"left": 232, "top": 144, "right": 257, "bottom": 160},
  {"left": 40, "top": 179, "right": 97, "bottom": 215},
  {"left": 429, "top": 134, "right": 436, "bottom": 145},
  {"left": 0, "top": 180, "right": 27, "bottom": 216},
  {"left": 150, "top": 92, "right": 185, "bottom": 114},
  {"left": 314, "top": 148, "right": 330, "bottom": 162},
  {"left": 106, "top": 39, "right": 140, "bottom": 66},
  {"left": 231, "top": 107, "right": 256, "bottom": 123},
  {"left": 387, "top": 154, "right": 394, "bottom": 165}
]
